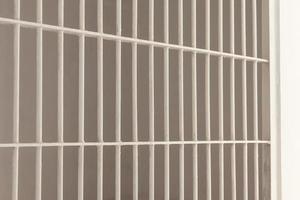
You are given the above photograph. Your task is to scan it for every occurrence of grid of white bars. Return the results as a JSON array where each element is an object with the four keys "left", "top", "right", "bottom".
[{"left": 0, "top": 0, "right": 270, "bottom": 200}]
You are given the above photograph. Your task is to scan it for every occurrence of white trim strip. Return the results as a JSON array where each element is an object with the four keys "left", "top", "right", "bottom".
[{"left": 270, "top": 0, "right": 281, "bottom": 199}]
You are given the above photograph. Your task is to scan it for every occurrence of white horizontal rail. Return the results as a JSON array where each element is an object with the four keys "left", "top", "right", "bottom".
[
  {"left": 0, "top": 140, "right": 270, "bottom": 148},
  {"left": 0, "top": 17, "right": 268, "bottom": 63}
]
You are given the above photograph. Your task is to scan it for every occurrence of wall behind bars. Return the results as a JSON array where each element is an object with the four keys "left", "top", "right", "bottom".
[{"left": 0, "top": 0, "right": 267, "bottom": 200}]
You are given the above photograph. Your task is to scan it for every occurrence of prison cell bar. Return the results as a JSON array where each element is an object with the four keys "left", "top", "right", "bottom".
[
  {"left": 97, "top": 0, "right": 104, "bottom": 200},
  {"left": 132, "top": 0, "right": 138, "bottom": 199},
  {"left": 164, "top": 0, "right": 170, "bottom": 199},
  {"left": 191, "top": 0, "right": 198, "bottom": 199},
  {"left": 35, "top": 0, "right": 43, "bottom": 199},
  {"left": 230, "top": 0, "right": 237, "bottom": 199},
  {"left": 252, "top": 0, "right": 260, "bottom": 199},
  {"left": 57, "top": 0, "right": 64, "bottom": 200},
  {"left": 149, "top": 0, "right": 155, "bottom": 199},
  {"left": 241, "top": 0, "right": 249, "bottom": 199},
  {"left": 178, "top": 0, "right": 185, "bottom": 199},
  {"left": 205, "top": 0, "right": 212, "bottom": 199},
  {"left": 78, "top": 0, "right": 85, "bottom": 200},
  {"left": 12, "top": 0, "right": 20, "bottom": 199},
  {"left": 115, "top": 0, "right": 122, "bottom": 199},
  {"left": 218, "top": 0, "right": 224, "bottom": 199}
]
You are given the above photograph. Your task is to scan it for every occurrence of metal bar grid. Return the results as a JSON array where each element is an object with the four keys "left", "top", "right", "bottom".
[{"left": 0, "top": 0, "right": 272, "bottom": 200}]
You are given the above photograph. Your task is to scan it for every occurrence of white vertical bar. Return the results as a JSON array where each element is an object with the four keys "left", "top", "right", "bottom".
[
  {"left": 229, "top": 0, "right": 237, "bottom": 199},
  {"left": 241, "top": 0, "right": 248, "bottom": 199},
  {"left": 252, "top": 0, "right": 259, "bottom": 200},
  {"left": 96, "top": 145, "right": 103, "bottom": 200},
  {"left": 218, "top": 0, "right": 224, "bottom": 200},
  {"left": 164, "top": 0, "right": 169, "bottom": 199},
  {"left": 178, "top": 0, "right": 184, "bottom": 199},
  {"left": 205, "top": 0, "right": 212, "bottom": 199},
  {"left": 115, "top": 0, "right": 122, "bottom": 199},
  {"left": 78, "top": 146, "right": 84, "bottom": 200},
  {"left": 57, "top": 0, "right": 64, "bottom": 200},
  {"left": 97, "top": 0, "right": 103, "bottom": 200},
  {"left": 12, "top": 0, "right": 20, "bottom": 199},
  {"left": 36, "top": 0, "right": 43, "bottom": 199},
  {"left": 191, "top": 0, "right": 198, "bottom": 199},
  {"left": 79, "top": 0, "right": 85, "bottom": 143},
  {"left": 78, "top": 0, "right": 85, "bottom": 200},
  {"left": 269, "top": 0, "right": 281, "bottom": 199},
  {"left": 149, "top": 0, "right": 155, "bottom": 199},
  {"left": 132, "top": 0, "right": 138, "bottom": 199}
]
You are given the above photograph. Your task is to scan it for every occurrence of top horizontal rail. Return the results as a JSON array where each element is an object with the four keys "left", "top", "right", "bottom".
[
  {"left": 0, "top": 17, "right": 268, "bottom": 63},
  {"left": 0, "top": 140, "right": 270, "bottom": 148}
]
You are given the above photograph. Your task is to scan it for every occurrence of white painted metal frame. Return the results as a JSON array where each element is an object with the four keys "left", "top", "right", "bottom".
[
  {"left": 0, "top": 0, "right": 281, "bottom": 199},
  {"left": 269, "top": 0, "right": 282, "bottom": 199}
]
